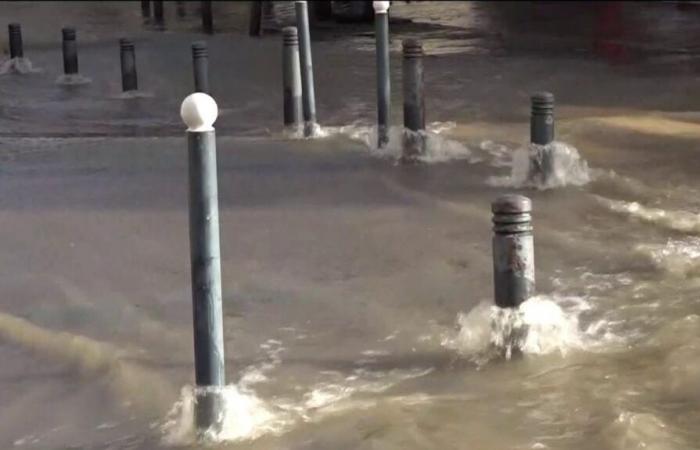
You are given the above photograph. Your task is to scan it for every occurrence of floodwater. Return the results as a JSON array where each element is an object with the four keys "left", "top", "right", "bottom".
[{"left": 2, "top": 1, "right": 700, "bottom": 449}]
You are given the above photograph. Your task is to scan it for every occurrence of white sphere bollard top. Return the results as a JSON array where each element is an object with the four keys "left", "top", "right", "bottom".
[
  {"left": 180, "top": 93, "right": 218, "bottom": 132},
  {"left": 373, "top": 1, "right": 390, "bottom": 13}
]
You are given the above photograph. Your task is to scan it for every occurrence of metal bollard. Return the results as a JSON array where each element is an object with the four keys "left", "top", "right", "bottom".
[
  {"left": 153, "top": 0, "right": 164, "bottom": 27},
  {"left": 530, "top": 92, "right": 554, "bottom": 146},
  {"left": 8, "top": 23, "right": 23, "bottom": 59},
  {"left": 119, "top": 39, "right": 138, "bottom": 92},
  {"left": 201, "top": 1, "right": 213, "bottom": 33},
  {"left": 62, "top": 28, "right": 79, "bottom": 75},
  {"left": 374, "top": 1, "right": 391, "bottom": 148},
  {"left": 249, "top": 1, "right": 263, "bottom": 37},
  {"left": 176, "top": 1, "right": 186, "bottom": 18},
  {"left": 402, "top": 38, "right": 425, "bottom": 161},
  {"left": 492, "top": 195, "right": 535, "bottom": 308},
  {"left": 180, "top": 92, "right": 226, "bottom": 435},
  {"left": 295, "top": 0, "right": 317, "bottom": 136},
  {"left": 192, "top": 41, "right": 209, "bottom": 94},
  {"left": 141, "top": 0, "right": 151, "bottom": 18},
  {"left": 282, "top": 27, "right": 302, "bottom": 131}
]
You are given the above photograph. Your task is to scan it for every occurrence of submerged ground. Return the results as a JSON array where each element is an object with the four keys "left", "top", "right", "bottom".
[{"left": 2, "top": 1, "right": 700, "bottom": 449}]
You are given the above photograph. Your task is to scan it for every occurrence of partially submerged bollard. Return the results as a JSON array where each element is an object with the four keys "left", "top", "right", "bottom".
[
  {"left": 192, "top": 41, "right": 209, "bottom": 94},
  {"left": 119, "top": 38, "right": 138, "bottom": 92},
  {"left": 282, "top": 27, "right": 302, "bottom": 132},
  {"left": 153, "top": 0, "right": 164, "bottom": 28},
  {"left": 402, "top": 38, "right": 425, "bottom": 161},
  {"left": 180, "top": 92, "right": 226, "bottom": 435},
  {"left": 295, "top": 0, "right": 317, "bottom": 136},
  {"left": 8, "top": 23, "right": 23, "bottom": 59},
  {"left": 201, "top": 0, "right": 213, "bottom": 34},
  {"left": 249, "top": 1, "right": 263, "bottom": 36},
  {"left": 530, "top": 92, "right": 554, "bottom": 146},
  {"left": 374, "top": 1, "right": 391, "bottom": 148},
  {"left": 141, "top": 0, "right": 151, "bottom": 19},
  {"left": 492, "top": 195, "right": 535, "bottom": 308},
  {"left": 62, "top": 27, "right": 79, "bottom": 76}
]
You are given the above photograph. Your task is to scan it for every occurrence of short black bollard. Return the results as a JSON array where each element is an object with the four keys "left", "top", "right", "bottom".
[
  {"left": 492, "top": 195, "right": 535, "bottom": 308},
  {"left": 374, "top": 1, "right": 391, "bottom": 148},
  {"left": 62, "top": 28, "right": 79, "bottom": 75},
  {"left": 201, "top": 0, "right": 213, "bottom": 33},
  {"left": 282, "top": 27, "right": 302, "bottom": 131},
  {"left": 192, "top": 41, "right": 209, "bottom": 94},
  {"left": 180, "top": 92, "right": 226, "bottom": 435},
  {"left": 141, "top": 0, "right": 151, "bottom": 18},
  {"left": 119, "top": 39, "right": 138, "bottom": 92},
  {"left": 402, "top": 38, "right": 425, "bottom": 161},
  {"left": 295, "top": 0, "right": 317, "bottom": 136},
  {"left": 153, "top": 0, "right": 164, "bottom": 27},
  {"left": 249, "top": 1, "right": 263, "bottom": 37},
  {"left": 176, "top": 1, "right": 186, "bottom": 18},
  {"left": 8, "top": 23, "right": 23, "bottom": 59},
  {"left": 530, "top": 92, "right": 554, "bottom": 146}
]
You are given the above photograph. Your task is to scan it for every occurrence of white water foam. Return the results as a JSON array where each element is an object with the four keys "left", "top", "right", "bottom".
[
  {"left": 442, "top": 295, "right": 614, "bottom": 365},
  {"left": 635, "top": 237, "right": 700, "bottom": 277},
  {"left": 487, "top": 142, "right": 591, "bottom": 190},
  {"left": 596, "top": 196, "right": 700, "bottom": 234},
  {"left": 338, "top": 124, "right": 476, "bottom": 164},
  {"left": 55, "top": 74, "right": 92, "bottom": 85},
  {"left": 112, "top": 90, "right": 155, "bottom": 100},
  {"left": 0, "top": 57, "right": 41, "bottom": 74}
]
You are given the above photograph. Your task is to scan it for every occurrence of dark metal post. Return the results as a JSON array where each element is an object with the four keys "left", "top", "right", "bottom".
[
  {"left": 201, "top": 1, "right": 213, "bottom": 33},
  {"left": 374, "top": 2, "right": 391, "bottom": 148},
  {"left": 402, "top": 38, "right": 425, "bottom": 161},
  {"left": 176, "top": 1, "right": 187, "bottom": 18},
  {"left": 153, "top": 0, "right": 164, "bottom": 27},
  {"left": 141, "top": 0, "right": 151, "bottom": 18},
  {"left": 62, "top": 28, "right": 78, "bottom": 75},
  {"left": 192, "top": 41, "right": 209, "bottom": 94},
  {"left": 181, "top": 93, "right": 225, "bottom": 434},
  {"left": 8, "top": 23, "right": 23, "bottom": 59},
  {"left": 282, "top": 27, "right": 302, "bottom": 131},
  {"left": 249, "top": 1, "right": 263, "bottom": 36},
  {"left": 530, "top": 92, "right": 554, "bottom": 146},
  {"left": 119, "top": 39, "right": 138, "bottom": 92},
  {"left": 295, "top": 0, "right": 317, "bottom": 136},
  {"left": 492, "top": 195, "right": 535, "bottom": 308}
]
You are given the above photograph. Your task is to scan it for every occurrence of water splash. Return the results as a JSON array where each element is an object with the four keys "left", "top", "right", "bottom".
[
  {"left": 635, "top": 237, "right": 700, "bottom": 277},
  {"left": 0, "top": 57, "right": 42, "bottom": 74},
  {"left": 442, "top": 295, "right": 596, "bottom": 365},
  {"left": 112, "top": 90, "right": 155, "bottom": 100},
  {"left": 596, "top": 196, "right": 700, "bottom": 234},
  {"left": 55, "top": 74, "right": 92, "bottom": 85},
  {"left": 488, "top": 142, "right": 591, "bottom": 190},
  {"left": 339, "top": 124, "right": 476, "bottom": 164}
]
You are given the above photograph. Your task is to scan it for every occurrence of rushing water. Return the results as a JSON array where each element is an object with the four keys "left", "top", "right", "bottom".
[{"left": 2, "top": 1, "right": 700, "bottom": 449}]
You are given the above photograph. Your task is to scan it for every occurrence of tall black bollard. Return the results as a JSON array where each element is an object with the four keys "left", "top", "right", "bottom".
[
  {"left": 176, "top": 1, "right": 186, "bottom": 18},
  {"left": 295, "top": 0, "right": 317, "bottom": 136},
  {"left": 62, "top": 28, "right": 79, "bottom": 75},
  {"left": 141, "top": 0, "right": 151, "bottom": 18},
  {"left": 374, "top": 1, "right": 391, "bottom": 148},
  {"left": 8, "top": 23, "right": 23, "bottom": 59},
  {"left": 249, "top": 1, "right": 263, "bottom": 37},
  {"left": 282, "top": 27, "right": 302, "bottom": 131},
  {"left": 201, "top": 1, "right": 213, "bottom": 34},
  {"left": 180, "top": 92, "right": 226, "bottom": 435},
  {"left": 192, "top": 41, "right": 209, "bottom": 94},
  {"left": 530, "top": 92, "right": 554, "bottom": 146},
  {"left": 153, "top": 0, "right": 164, "bottom": 27},
  {"left": 402, "top": 38, "right": 425, "bottom": 161},
  {"left": 119, "top": 39, "right": 138, "bottom": 92},
  {"left": 492, "top": 195, "right": 535, "bottom": 308}
]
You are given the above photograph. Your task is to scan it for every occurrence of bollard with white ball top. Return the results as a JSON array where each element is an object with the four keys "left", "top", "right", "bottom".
[
  {"left": 374, "top": 1, "right": 391, "bottom": 148},
  {"left": 181, "top": 92, "right": 226, "bottom": 436}
]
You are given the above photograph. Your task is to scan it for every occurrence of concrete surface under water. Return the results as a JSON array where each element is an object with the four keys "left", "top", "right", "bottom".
[{"left": 2, "top": 1, "right": 700, "bottom": 449}]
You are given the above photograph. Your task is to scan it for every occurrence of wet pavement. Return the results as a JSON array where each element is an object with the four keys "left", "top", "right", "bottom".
[{"left": 2, "top": 1, "right": 700, "bottom": 449}]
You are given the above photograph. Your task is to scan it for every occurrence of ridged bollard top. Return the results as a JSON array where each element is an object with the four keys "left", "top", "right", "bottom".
[
  {"left": 9, "top": 23, "right": 21, "bottom": 34},
  {"left": 62, "top": 27, "right": 76, "bottom": 40},
  {"left": 283, "top": 27, "right": 298, "bottom": 45},
  {"left": 181, "top": 93, "right": 218, "bottom": 132},
  {"left": 531, "top": 92, "right": 554, "bottom": 110},
  {"left": 492, "top": 194, "right": 532, "bottom": 214},
  {"left": 119, "top": 38, "right": 134, "bottom": 50},
  {"left": 402, "top": 38, "right": 423, "bottom": 57},
  {"left": 373, "top": 1, "right": 391, "bottom": 13},
  {"left": 192, "top": 41, "right": 208, "bottom": 58}
]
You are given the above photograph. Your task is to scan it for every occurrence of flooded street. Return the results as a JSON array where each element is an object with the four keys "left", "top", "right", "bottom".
[{"left": 2, "top": 1, "right": 700, "bottom": 449}]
